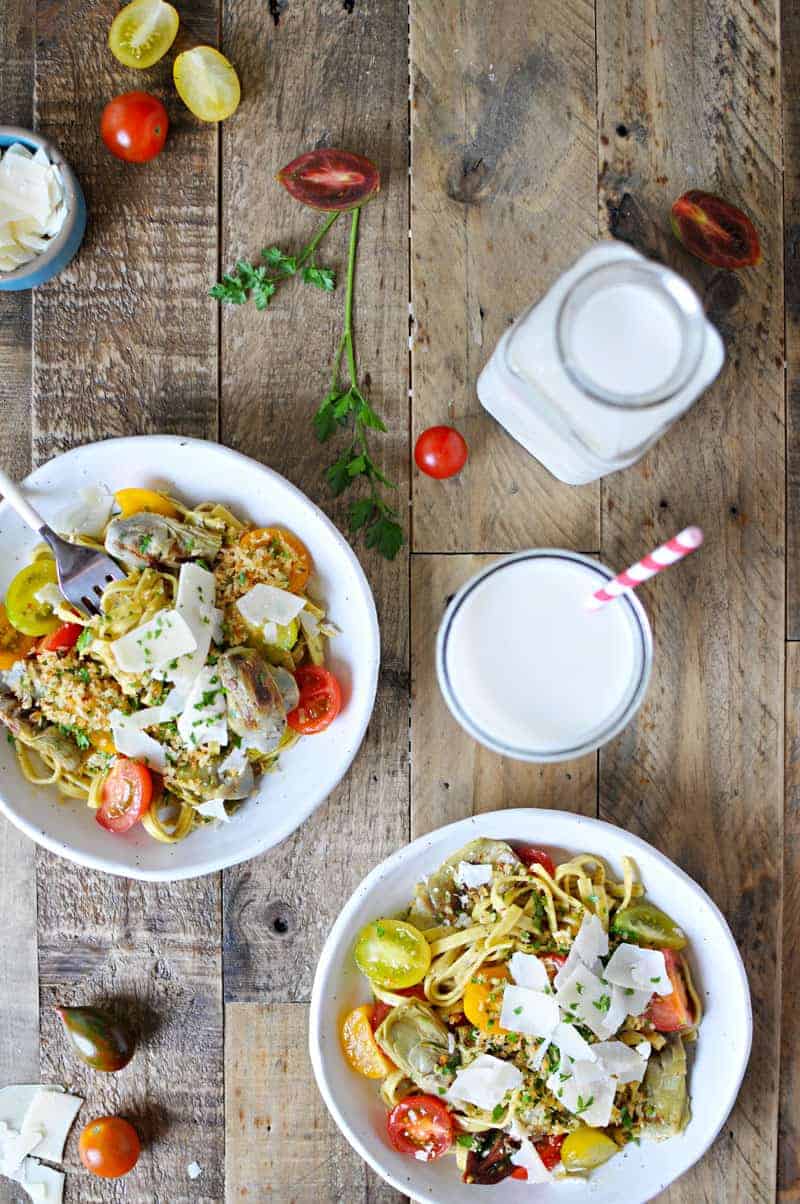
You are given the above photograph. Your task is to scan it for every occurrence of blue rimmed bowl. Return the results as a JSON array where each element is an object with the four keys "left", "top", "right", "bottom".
[{"left": 0, "top": 126, "right": 87, "bottom": 291}]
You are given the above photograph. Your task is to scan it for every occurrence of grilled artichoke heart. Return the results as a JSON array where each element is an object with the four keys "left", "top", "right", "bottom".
[
  {"left": 374, "top": 1000, "right": 454, "bottom": 1095},
  {"left": 105, "top": 513, "right": 221, "bottom": 570}
]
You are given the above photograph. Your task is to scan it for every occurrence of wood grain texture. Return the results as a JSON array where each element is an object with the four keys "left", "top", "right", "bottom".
[
  {"left": 410, "top": 554, "right": 596, "bottom": 838},
  {"left": 409, "top": 0, "right": 599, "bottom": 553},
  {"left": 220, "top": 0, "right": 410, "bottom": 1010},
  {"left": 37, "top": 870, "right": 224, "bottom": 1203},
  {"left": 782, "top": 644, "right": 800, "bottom": 1201},
  {"left": 225, "top": 1003, "right": 401, "bottom": 1204},
  {"left": 32, "top": 0, "right": 219, "bottom": 458},
  {"left": 785, "top": 0, "right": 800, "bottom": 637},
  {"left": 596, "top": 3, "right": 784, "bottom": 1201}
]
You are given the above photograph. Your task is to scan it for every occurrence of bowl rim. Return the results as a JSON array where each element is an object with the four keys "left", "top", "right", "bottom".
[
  {"left": 0, "top": 434, "right": 381, "bottom": 881},
  {"left": 309, "top": 807, "right": 753, "bottom": 1203},
  {"left": 0, "top": 124, "right": 85, "bottom": 285}
]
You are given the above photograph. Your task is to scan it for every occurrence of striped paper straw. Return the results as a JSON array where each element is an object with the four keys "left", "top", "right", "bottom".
[{"left": 587, "top": 526, "right": 704, "bottom": 610}]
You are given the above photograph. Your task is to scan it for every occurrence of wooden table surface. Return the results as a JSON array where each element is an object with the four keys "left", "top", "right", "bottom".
[{"left": 0, "top": 1, "right": 796, "bottom": 1201}]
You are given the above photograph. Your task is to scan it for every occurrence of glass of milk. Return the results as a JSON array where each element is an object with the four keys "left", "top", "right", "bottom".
[
  {"left": 477, "top": 243, "right": 724, "bottom": 484},
  {"left": 436, "top": 550, "right": 652, "bottom": 762}
]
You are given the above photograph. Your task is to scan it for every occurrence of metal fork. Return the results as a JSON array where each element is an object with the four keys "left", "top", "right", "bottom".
[{"left": 0, "top": 466, "right": 126, "bottom": 616}]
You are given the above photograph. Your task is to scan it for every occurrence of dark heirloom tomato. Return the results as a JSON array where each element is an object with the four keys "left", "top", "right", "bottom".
[
  {"left": 670, "top": 191, "right": 761, "bottom": 269},
  {"left": 387, "top": 1095, "right": 453, "bottom": 1160},
  {"left": 464, "top": 1130, "right": 519, "bottom": 1184},
  {"left": 277, "top": 149, "right": 381, "bottom": 211},
  {"left": 57, "top": 1006, "right": 135, "bottom": 1072}
]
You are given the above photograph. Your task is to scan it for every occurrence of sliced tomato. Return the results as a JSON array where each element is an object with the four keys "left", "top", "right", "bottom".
[
  {"left": 387, "top": 1095, "right": 453, "bottom": 1161},
  {"left": 97, "top": 760, "right": 153, "bottom": 834},
  {"left": 370, "top": 1001, "right": 393, "bottom": 1030},
  {"left": 646, "top": 950, "right": 695, "bottom": 1032},
  {"left": 108, "top": 0, "right": 179, "bottom": 70},
  {"left": 341, "top": 1005, "right": 393, "bottom": 1079},
  {"left": 511, "top": 1167, "right": 528, "bottom": 1180},
  {"left": 277, "top": 149, "right": 381, "bottom": 211},
  {"left": 397, "top": 984, "right": 427, "bottom": 1001},
  {"left": 463, "top": 964, "right": 510, "bottom": 1034},
  {"left": 239, "top": 526, "right": 311, "bottom": 593},
  {"left": 5, "top": 559, "right": 61, "bottom": 636},
  {"left": 535, "top": 1133, "right": 566, "bottom": 1171},
  {"left": 39, "top": 622, "right": 83, "bottom": 653},
  {"left": 287, "top": 665, "right": 342, "bottom": 734},
  {"left": 114, "top": 488, "right": 178, "bottom": 519},
  {"left": 0, "top": 604, "right": 36, "bottom": 668},
  {"left": 516, "top": 845, "right": 556, "bottom": 877},
  {"left": 173, "top": 46, "right": 241, "bottom": 123},
  {"left": 540, "top": 952, "right": 567, "bottom": 981}
]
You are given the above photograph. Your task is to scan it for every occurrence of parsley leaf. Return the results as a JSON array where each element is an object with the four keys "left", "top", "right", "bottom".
[
  {"left": 76, "top": 628, "right": 93, "bottom": 651},
  {"left": 456, "top": 1134, "right": 474, "bottom": 1149},
  {"left": 491, "top": 1103, "right": 505, "bottom": 1121},
  {"left": 303, "top": 263, "right": 335, "bottom": 291}
]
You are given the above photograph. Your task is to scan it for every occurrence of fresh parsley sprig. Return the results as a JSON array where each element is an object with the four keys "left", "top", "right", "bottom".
[
  {"left": 211, "top": 210, "right": 339, "bottom": 310},
  {"left": 314, "top": 206, "right": 403, "bottom": 560}
]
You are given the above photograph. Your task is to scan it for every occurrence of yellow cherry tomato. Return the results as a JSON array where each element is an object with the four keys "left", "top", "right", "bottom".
[
  {"left": 560, "top": 1126, "right": 619, "bottom": 1172},
  {"left": 173, "top": 47, "right": 241, "bottom": 123},
  {"left": 0, "top": 604, "right": 37, "bottom": 668},
  {"left": 109, "top": 0, "right": 179, "bottom": 70},
  {"left": 5, "top": 560, "right": 61, "bottom": 636},
  {"left": 340, "top": 1005, "right": 393, "bottom": 1079},
  {"left": 463, "top": 964, "right": 510, "bottom": 1034},
  {"left": 354, "top": 920, "right": 431, "bottom": 990},
  {"left": 114, "top": 488, "right": 179, "bottom": 519}
]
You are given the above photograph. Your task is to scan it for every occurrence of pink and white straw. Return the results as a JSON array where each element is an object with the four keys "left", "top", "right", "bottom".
[{"left": 588, "top": 526, "right": 704, "bottom": 610}]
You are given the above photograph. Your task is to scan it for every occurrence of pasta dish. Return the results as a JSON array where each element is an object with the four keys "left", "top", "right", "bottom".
[
  {"left": 0, "top": 487, "right": 341, "bottom": 842},
  {"left": 342, "top": 837, "right": 700, "bottom": 1184}
]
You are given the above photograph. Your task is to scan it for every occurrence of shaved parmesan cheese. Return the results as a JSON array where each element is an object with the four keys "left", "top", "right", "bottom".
[
  {"left": 599, "top": 983, "right": 652, "bottom": 1037},
  {"left": 210, "top": 606, "right": 225, "bottom": 645},
  {"left": 53, "top": 485, "right": 113, "bottom": 540},
  {"left": 554, "top": 911, "right": 608, "bottom": 989},
  {"left": 33, "top": 583, "right": 63, "bottom": 611},
  {"left": 15, "top": 1159, "right": 65, "bottom": 1204},
  {"left": 177, "top": 665, "right": 227, "bottom": 749},
  {"left": 126, "top": 691, "right": 184, "bottom": 730},
  {"left": 20, "top": 1089, "right": 81, "bottom": 1164},
  {"left": 590, "top": 1040, "right": 649, "bottom": 1084},
  {"left": 546, "top": 1064, "right": 616, "bottom": 1128},
  {"left": 0, "top": 1125, "right": 43, "bottom": 1177},
  {"left": 111, "top": 610, "right": 197, "bottom": 676},
  {"left": 236, "top": 583, "right": 306, "bottom": 630},
  {"left": 194, "top": 799, "right": 231, "bottom": 824},
  {"left": 499, "top": 985, "right": 559, "bottom": 1038},
  {"left": 455, "top": 862, "right": 493, "bottom": 889},
  {"left": 509, "top": 952, "right": 549, "bottom": 991},
  {"left": 0, "top": 143, "right": 67, "bottom": 276},
  {"left": 163, "top": 563, "right": 216, "bottom": 693},
  {"left": 550, "top": 1020, "right": 597, "bottom": 1064},
  {"left": 447, "top": 1054, "right": 523, "bottom": 1110},
  {"left": 110, "top": 710, "right": 167, "bottom": 772},
  {"left": 510, "top": 1137, "right": 552, "bottom": 1183},
  {"left": 603, "top": 944, "right": 671, "bottom": 995},
  {"left": 554, "top": 965, "right": 614, "bottom": 1039}
]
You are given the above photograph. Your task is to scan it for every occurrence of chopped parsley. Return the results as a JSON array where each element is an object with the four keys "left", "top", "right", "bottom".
[
  {"left": 76, "top": 667, "right": 91, "bottom": 685},
  {"left": 491, "top": 1103, "right": 504, "bottom": 1121},
  {"left": 575, "top": 1094, "right": 594, "bottom": 1115},
  {"left": 76, "top": 628, "right": 93, "bottom": 651},
  {"left": 513, "top": 1006, "right": 523, "bottom": 1015},
  {"left": 456, "top": 1134, "right": 474, "bottom": 1149},
  {"left": 593, "top": 994, "right": 611, "bottom": 1014},
  {"left": 139, "top": 534, "right": 153, "bottom": 554}
]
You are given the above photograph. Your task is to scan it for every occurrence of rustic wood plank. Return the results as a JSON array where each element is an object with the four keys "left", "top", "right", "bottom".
[
  {"left": 32, "top": 0, "right": 219, "bottom": 456},
  {"left": 782, "top": 643, "right": 800, "bottom": 1200},
  {"left": 410, "top": 554, "right": 597, "bottom": 837},
  {"left": 784, "top": 0, "right": 800, "bottom": 636},
  {"left": 225, "top": 1003, "right": 400, "bottom": 1204},
  {"left": 220, "top": 0, "right": 410, "bottom": 1006},
  {"left": 409, "top": 0, "right": 599, "bottom": 553},
  {"left": 28, "top": 2, "right": 223, "bottom": 1201},
  {"left": 0, "top": 0, "right": 38, "bottom": 1162},
  {"left": 596, "top": 3, "right": 784, "bottom": 1201}
]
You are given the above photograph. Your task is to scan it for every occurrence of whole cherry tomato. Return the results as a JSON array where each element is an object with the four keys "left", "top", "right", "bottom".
[
  {"left": 100, "top": 92, "right": 169, "bottom": 163},
  {"left": 78, "top": 1116, "right": 141, "bottom": 1178},
  {"left": 414, "top": 426, "right": 468, "bottom": 479}
]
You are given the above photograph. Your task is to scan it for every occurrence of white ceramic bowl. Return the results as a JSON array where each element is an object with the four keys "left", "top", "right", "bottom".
[
  {"left": 310, "top": 809, "right": 752, "bottom": 1204},
  {"left": 0, "top": 436, "right": 380, "bottom": 881}
]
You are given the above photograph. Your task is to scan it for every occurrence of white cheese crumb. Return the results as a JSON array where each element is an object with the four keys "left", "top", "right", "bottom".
[
  {"left": 186, "top": 1161, "right": 203, "bottom": 1179},
  {"left": 455, "top": 862, "right": 493, "bottom": 889}
]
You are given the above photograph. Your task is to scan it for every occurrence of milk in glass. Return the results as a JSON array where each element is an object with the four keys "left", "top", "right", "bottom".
[{"left": 477, "top": 243, "right": 724, "bottom": 485}]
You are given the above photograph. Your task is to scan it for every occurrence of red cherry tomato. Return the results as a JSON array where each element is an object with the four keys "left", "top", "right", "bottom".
[
  {"left": 101, "top": 92, "right": 169, "bottom": 163},
  {"left": 510, "top": 1134, "right": 565, "bottom": 1177},
  {"left": 38, "top": 622, "right": 82, "bottom": 653},
  {"left": 96, "top": 759, "right": 153, "bottom": 833},
  {"left": 370, "top": 1001, "right": 392, "bottom": 1030},
  {"left": 646, "top": 949, "right": 695, "bottom": 1032},
  {"left": 78, "top": 1116, "right": 140, "bottom": 1178},
  {"left": 540, "top": 952, "right": 567, "bottom": 981},
  {"left": 516, "top": 845, "right": 556, "bottom": 878},
  {"left": 287, "top": 665, "right": 342, "bottom": 734},
  {"left": 386, "top": 1094, "right": 453, "bottom": 1160},
  {"left": 414, "top": 426, "right": 468, "bottom": 479}
]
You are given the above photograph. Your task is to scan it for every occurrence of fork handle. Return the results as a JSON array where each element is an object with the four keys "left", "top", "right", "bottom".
[{"left": 0, "top": 466, "right": 46, "bottom": 536}]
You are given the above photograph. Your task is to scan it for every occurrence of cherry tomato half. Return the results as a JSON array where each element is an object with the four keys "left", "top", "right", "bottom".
[
  {"left": 108, "top": 0, "right": 179, "bottom": 70},
  {"left": 78, "top": 1116, "right": 141, "bottom": 1178},
  {"left": 0, "top": 604, "right": 36, "bottom": 668},
  {"left": 97, "top": 759, "right": 153, "bottom": 833},
  {"left": 286, "top": 665, "right": 342, "bottom": 734},
  {"left": 277, "top": 149, "right": 381, "bottom": 211},
  {"left": 101, "top": 92, "right": 169, "bottom": 163},
  {"left": 387, "top": 1094, "right": 453, "bottom": 1161},
  {"left": 239, "top": 527, "right": 311, "bottom": 594},
  {"left": 516, "top": 845, "right": 556, "bottom": 878},
  {"left": 414, "top": 426, "right": 468, "bottom": 479},
  {"left": 39, "top": 622, "right": 83, "bottom": 653},
  {"left": 341, "top": 1005, "right": 393, "bottom": 1079},
  {"left": 510, "top": 1134, "right": 566, "bottom": 1177},
  {"left": 646, "top": 949, "right": 695, "bottom": 1033}
]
